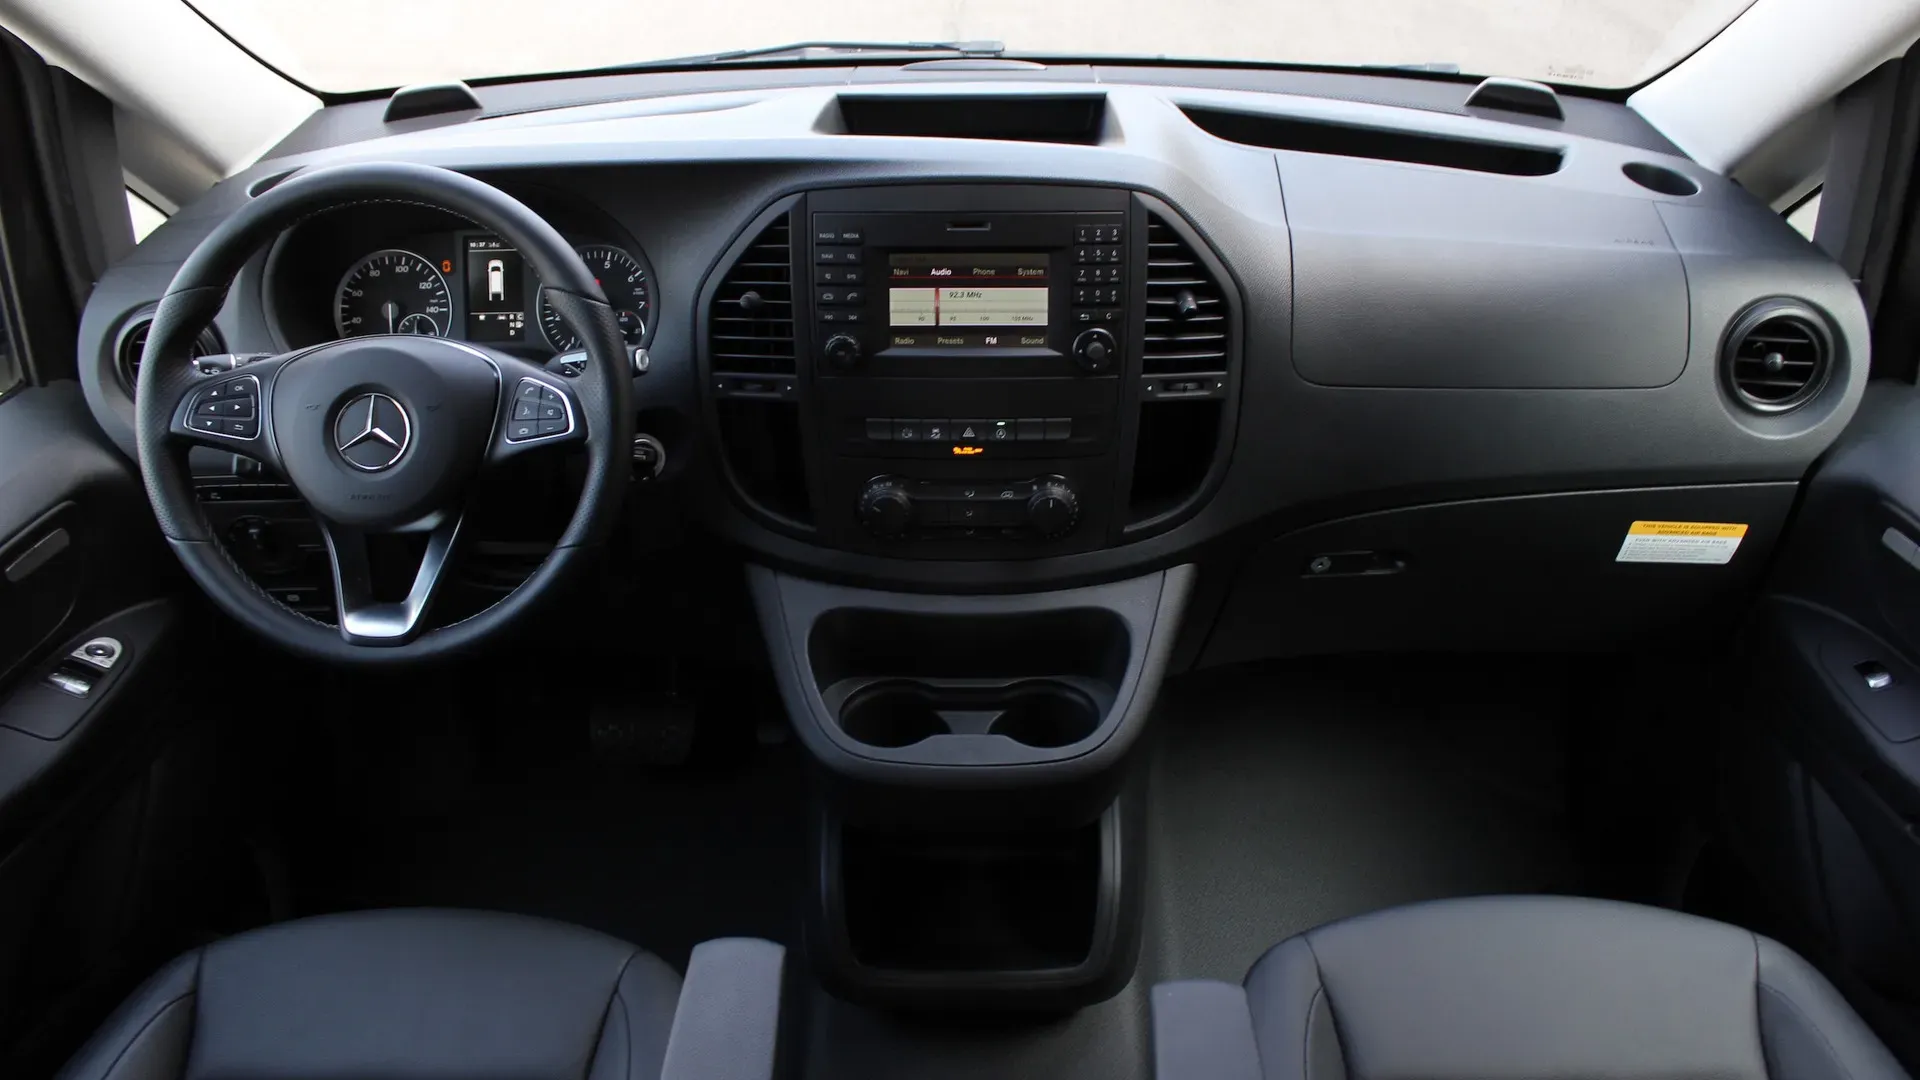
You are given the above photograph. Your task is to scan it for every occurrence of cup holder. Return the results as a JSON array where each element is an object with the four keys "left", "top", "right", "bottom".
[
  {"left": 832, "top": 678, "right": 1107, "bottom": 751},
  {"left": 987, "top": 682, "right": 1101, "bottom": 748},
  {"left": 839, "top": 682, "right": 949, "bottom": 748}
]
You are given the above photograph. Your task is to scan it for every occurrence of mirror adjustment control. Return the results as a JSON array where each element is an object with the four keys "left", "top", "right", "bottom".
[{"left": 70, "top": 637, "right": 124, "bottom": 672}]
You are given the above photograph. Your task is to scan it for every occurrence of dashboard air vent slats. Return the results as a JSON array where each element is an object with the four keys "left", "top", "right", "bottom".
[
  {"left": 116, "top": 317, "right": 223, "bottom": 396},
  {"left": 710, "top": 216, "right": 796, "bottom": 374},
  {"left": 1722, "top": 303, "right": 1830, "bottom": 413},
  {"left": 1142, "top": 215, "right": 1228, "bottom": 375}
]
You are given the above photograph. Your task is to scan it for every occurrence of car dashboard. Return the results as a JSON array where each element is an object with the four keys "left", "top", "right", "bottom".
[{"left": 75, "top": 68, "right": 1868, "bottom": 661}]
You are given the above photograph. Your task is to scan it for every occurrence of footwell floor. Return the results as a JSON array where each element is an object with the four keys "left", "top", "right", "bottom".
[{"left": 281, "top": 657, "right": 1599, "bottom": 1080}]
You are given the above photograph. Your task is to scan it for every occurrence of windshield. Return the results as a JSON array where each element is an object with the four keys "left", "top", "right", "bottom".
[{"left": 187, "top": 0, "right": 1757, "bottom": 94}]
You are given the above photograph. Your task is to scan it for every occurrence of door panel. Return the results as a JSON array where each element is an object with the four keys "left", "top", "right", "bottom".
[
  {"left": 0, "top": 383, "right": 175, "bottom": 693},
  {"left": 0, "top": 384, "right": 201, "bottom": 1071},
  {"left": 1725, "top": 383, "right": 1920, "bottom": 1021}
]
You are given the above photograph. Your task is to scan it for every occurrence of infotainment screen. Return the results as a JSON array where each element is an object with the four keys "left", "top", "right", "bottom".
[{"left": 886, "top": 253, "right": 1049, "bottom": 349}]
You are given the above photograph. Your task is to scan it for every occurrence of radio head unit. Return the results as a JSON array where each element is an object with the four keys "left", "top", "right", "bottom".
[{"left": 811, "top": 209, "right": 1126, "bottom": 377}]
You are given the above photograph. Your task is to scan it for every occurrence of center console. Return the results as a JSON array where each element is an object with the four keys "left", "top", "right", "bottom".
[
  {"left": 748, "top": 563, "right": 1193, "bottom": 1010},
  {"left": 702, "top": 184, "right": 1238, "bottom": 562},
  {"left": 707, "top": 184, "right": 1227, "bottom": 1012}
]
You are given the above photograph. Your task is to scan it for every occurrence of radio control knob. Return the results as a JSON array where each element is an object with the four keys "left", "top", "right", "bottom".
[
  {"left": 824, "top": 334, "right": 864, "bottom": 371},
  {"left": 858, "top": 478, "right": 914, "bottom": 538},
  {"left": 1026, "top": 479, "right": 1080, "bottom": 539},
  {"left": 1072, "top": 328, "right": 1117, "bottom": 373}
]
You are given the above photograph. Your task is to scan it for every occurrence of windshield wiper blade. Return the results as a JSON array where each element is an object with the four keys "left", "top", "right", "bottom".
[{"left": 642, "top": 40, "right": 1006, "bottom": 67}]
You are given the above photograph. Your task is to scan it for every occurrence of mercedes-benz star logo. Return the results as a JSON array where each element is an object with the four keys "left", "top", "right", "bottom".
[{"left": 333, "top": 392, "right": 411, "bottom": 471}]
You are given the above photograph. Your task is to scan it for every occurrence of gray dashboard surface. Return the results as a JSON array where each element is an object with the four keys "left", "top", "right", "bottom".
[
  {"left": 271, "top": 64, "right": 1677, "bottom": 159},
  {"left": 77, "top": 69, "right": 1867, "bottom": 597}
]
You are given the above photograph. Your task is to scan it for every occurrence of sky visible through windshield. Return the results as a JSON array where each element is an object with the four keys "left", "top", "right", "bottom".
[{"left": 188, "top": 0, "right": 1757, "bottom": 94}]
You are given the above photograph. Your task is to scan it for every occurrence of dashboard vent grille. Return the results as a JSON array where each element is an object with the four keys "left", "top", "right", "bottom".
[
  {"left": 116, "top": 317, "right": 223, "bottom": 396},
  {"left": 1143, "top": 214, "right": 1229, "bottom": 375},
  {"left": 1724, "top": 304, "right": 1830, "bottom": 412},
  {"left": 710, "top": 215, "right": 795, "bottom": 374}
]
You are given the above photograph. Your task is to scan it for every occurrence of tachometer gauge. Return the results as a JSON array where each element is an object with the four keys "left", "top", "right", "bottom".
[
  {"left": 540, "top": 245, "right": 649, "bottom": 351},
  {"left": 334, "top": 249, "right": 452, "bottom": 338}
]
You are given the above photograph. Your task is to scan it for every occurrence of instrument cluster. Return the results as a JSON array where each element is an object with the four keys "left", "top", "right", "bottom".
[{"left": 265, "top": 202, "right": 654, "bottom": 357}]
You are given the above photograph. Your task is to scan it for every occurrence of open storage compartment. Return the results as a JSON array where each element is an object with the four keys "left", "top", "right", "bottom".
[
  {"left": 841, "top": 819, "right": 1101, "bottom": 971},
  {"left": 809, "top": 797, "right": 1141, "bottom": 1010}
]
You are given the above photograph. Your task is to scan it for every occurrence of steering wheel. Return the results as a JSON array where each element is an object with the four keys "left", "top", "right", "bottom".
[{"left": 135, "top": 163, "right": 634, "bottom": 664}]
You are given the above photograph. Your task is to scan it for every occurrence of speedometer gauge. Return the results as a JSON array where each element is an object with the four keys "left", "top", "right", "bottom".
[
  {"left": 334, "top": 249, "right": 452, "bottom": 338},
  {"left": 540, "top": 245, "right": 649, "bottom": 352}
]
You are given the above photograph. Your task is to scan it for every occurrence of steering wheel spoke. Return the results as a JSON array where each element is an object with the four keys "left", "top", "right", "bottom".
[
  {"left": 163, "top": 354, "right": 292, "bottom": 470},
  {"left": 319, "top": 513, "right": 463, "bottom": 646}
]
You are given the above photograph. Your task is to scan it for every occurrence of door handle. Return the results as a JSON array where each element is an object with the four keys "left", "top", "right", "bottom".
[{"left": 3, "top": 527, "right": 69, "bottom": 583}]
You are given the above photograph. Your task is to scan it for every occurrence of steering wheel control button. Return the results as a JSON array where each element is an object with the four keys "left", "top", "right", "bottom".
[
  {"left": 70, "top": 637, "right": 124, "bottom": 672},
  {"left": 185, "top": 375, "right": 262, "bottom": 441},
  {"left": 505, "top": 378, "right": 574, "bottom": 443},
  {"left": 332, "top": 392, "right": 412, "bottom": 471}
]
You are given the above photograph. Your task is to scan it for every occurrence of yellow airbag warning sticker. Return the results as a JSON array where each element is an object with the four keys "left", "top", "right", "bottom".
[{"left": 1615, "top": 521, "right": 1749, "bottom": 565}]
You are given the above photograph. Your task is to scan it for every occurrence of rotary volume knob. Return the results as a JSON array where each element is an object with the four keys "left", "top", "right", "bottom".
[
  {"left": 857, "top": 478, "right": 914, "bottom": 538},
  {"left": 823, "top": 334, "right": 864, "bottom": 371},
  {"left": 1026, "top": 479, "right": 1080, "bottom": 539}
]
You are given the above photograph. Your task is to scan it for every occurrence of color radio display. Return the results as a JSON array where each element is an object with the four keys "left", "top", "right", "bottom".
[{"left": 886, "top": 253, "right": 1049, "bottom": 348}]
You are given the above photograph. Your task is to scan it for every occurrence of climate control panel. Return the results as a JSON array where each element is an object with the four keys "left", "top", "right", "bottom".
[{"left": 858, "top": 476, "right": 1081, "bottom": 541}]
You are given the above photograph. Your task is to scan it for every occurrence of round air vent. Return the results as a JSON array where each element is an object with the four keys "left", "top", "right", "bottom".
[
  {"left": 115, "top": 316, "right": 223, "bottom": 396},
  {"left": 1721, "top": 301, "right": 1831, "bottom": 413}
]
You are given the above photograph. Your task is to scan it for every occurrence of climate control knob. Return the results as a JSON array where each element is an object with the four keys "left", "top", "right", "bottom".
[
  {"left": 823, "top": 334, "right": 864, "bottom": 371},
  {"left": 857, "top": 478, "right": 914, "bottom": 538},
  {"left": 1025, "top": 479, "right": 1080, "bottom": 539},
  {"left": 1071, "top": 328, "right": 1117, "bottom": 373}
]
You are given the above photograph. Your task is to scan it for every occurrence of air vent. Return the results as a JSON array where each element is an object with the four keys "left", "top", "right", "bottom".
[
  {"left": 1143, "top": 215, "right": 1229, "bottom": 376},
  {"left": 709, "top": 215, "right": 795, "bottom": 374},
  {"left": 116, "top": 317, "right": 223, "bottom": 395},
  {"left": 1723, "top": 302, "right": 1831, "bottom": 412}
]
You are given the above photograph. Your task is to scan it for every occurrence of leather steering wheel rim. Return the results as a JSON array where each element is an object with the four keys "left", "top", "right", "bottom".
[{"left": 135, "top": 162, "right": 634, "bottom": 665}]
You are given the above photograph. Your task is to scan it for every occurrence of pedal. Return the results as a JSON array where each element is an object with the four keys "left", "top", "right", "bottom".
[{"left": 588, "top": 695, "right": 697, "bottom": 766}]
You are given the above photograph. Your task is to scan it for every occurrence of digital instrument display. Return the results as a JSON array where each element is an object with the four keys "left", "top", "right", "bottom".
[
  {"left": 886, "top": 253, "right": 1049, "bottom": 349},
  {"left": 464, "top": 235, "right": 526, "bottom": 342}
]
